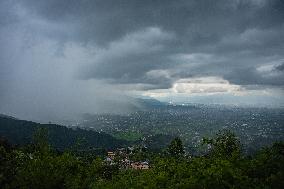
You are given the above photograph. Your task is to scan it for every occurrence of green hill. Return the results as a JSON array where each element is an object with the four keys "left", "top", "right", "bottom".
[{"left": 0, "top": 115, "right": 129, "bottom": 151}]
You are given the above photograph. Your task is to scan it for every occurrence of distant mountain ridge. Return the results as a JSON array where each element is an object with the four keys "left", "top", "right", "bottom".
[
  {"left": 0, "top": 114, "right": 18, "bottom": 120},
  {"left": 132, "top": 97, "right": 167, "bottom": 110},
  {"left": 0, "top": 115, "right": 129, "bottom": 151}
]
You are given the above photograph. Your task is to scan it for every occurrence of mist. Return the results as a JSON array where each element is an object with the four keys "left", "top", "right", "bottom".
[{"left": 0, "top": 34, "right": 135, "bottom": 122}]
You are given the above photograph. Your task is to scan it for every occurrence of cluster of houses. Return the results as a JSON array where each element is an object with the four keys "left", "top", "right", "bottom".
[{"left": 105, "top": 148, "right": 149, "bottom": 170}]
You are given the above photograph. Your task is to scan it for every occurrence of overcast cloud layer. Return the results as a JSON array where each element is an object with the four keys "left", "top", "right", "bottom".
[{"left": 0, "top": 0, "right": 284, "bottom": 121}]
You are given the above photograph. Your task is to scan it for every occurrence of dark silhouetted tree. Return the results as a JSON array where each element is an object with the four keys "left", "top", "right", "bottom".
[{"left": 167, "top": 137, "right": 185, "bottom": 157}]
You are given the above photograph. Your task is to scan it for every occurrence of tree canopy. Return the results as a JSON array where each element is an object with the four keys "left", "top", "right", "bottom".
[
  {"left": 0, "top": 129, "right": 283, "bottom": 189},
  {"left": 167, "top": 137, "right": 185, "bottom": 157}
]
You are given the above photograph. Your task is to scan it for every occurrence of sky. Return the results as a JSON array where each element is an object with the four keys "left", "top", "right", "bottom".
[{"left": 0, "top": 0, "right": 284, "bottom": 121}]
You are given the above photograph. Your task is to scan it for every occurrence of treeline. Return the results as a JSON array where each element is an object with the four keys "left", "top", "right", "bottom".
[{"left": 0, "top": 129, "right": 283, "bottom": 189}]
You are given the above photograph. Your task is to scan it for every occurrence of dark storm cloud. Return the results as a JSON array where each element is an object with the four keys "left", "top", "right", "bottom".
[
  {"left": 77, "top": 27, "right": 176, "bottom": 89},
  {"left": 13, "top": 0, "right": 284, "bottom": 88},
  {"left": 1, "top": 0, "right": 284, "bottom": 121},
  {"left": 18, "top": 0, "right": 284, "bottom": 44},
  {"left": 275, "top": 63, "right": 284, "bottom": 71},
  {"left": 224, "top": 67, "right": 284, "bottom": 86}
]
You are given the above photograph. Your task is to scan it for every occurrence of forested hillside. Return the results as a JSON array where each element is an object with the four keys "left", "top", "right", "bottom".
[
  {"left": 0, "top": 129, "right": 283, "bottom": 189},
  {"left": 0, "top": 116, "right": 128, "bottom": 151}
]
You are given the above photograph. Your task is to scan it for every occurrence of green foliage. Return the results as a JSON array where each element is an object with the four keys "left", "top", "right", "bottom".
[
  {"left": 203, "top": 130, "right": 241, "bottom": 159},
  {"left": 167, "top": 137, "right": 185, "bottom": 157},
  {"left": 247, "top": 142, "right": 284, "bottom": 189},
  {"left": 0, "top": 116, "right": 129, "bottom": 151},
  {"left": 33, "top": 127, "right": 51, "bottom": 155},
  {"left": 112, "top": 131, "right": 143, "bottom": 142},
  {"left": 0, "top": 130, "right": 283, "bottom": 189}
]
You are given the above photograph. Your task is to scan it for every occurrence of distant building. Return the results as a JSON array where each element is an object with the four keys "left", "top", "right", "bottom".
[
  {"left": 131, "top": 161, "right": 149, "bottom": 170},
  {"left": 106, "top": 149, "right": 150, "bottom": 170},
  {"left": 107, "top": 151, "right": 116, "bottom": 160}
]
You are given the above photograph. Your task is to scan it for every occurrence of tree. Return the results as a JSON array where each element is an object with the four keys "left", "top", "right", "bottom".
[
  {"left": 33, "top": 127, "right": 50, "bottom": 154},
  {"left": 203, "top": 130, "right": 241, "bottom": 158},
  {"left": 0, "top": 137, "right": 12, "bottom": 151},
  {"left": 167, "top": 137, "right": 185, "bottom": 157}
]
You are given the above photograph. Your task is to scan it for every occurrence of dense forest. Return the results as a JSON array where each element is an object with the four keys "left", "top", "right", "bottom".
[
  {"left": 1, "top": 126, "right": 283, "bottom": 189},
  {"left": 0, "top": 116, "right": 128, "bottom": 152}
]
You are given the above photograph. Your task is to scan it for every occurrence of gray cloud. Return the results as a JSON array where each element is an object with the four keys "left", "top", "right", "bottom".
[
  {"left": 0, "top": 0, "right": 284, "bottom": 121},
  {"left": 275, "top": 62, "right": 284, "bottom": 71},
  {"left": 78, "top": 27, "right": 175, "bottom": 88},
  {"left": 17, "top": 0, "right": 284, "bottom": 87}
]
